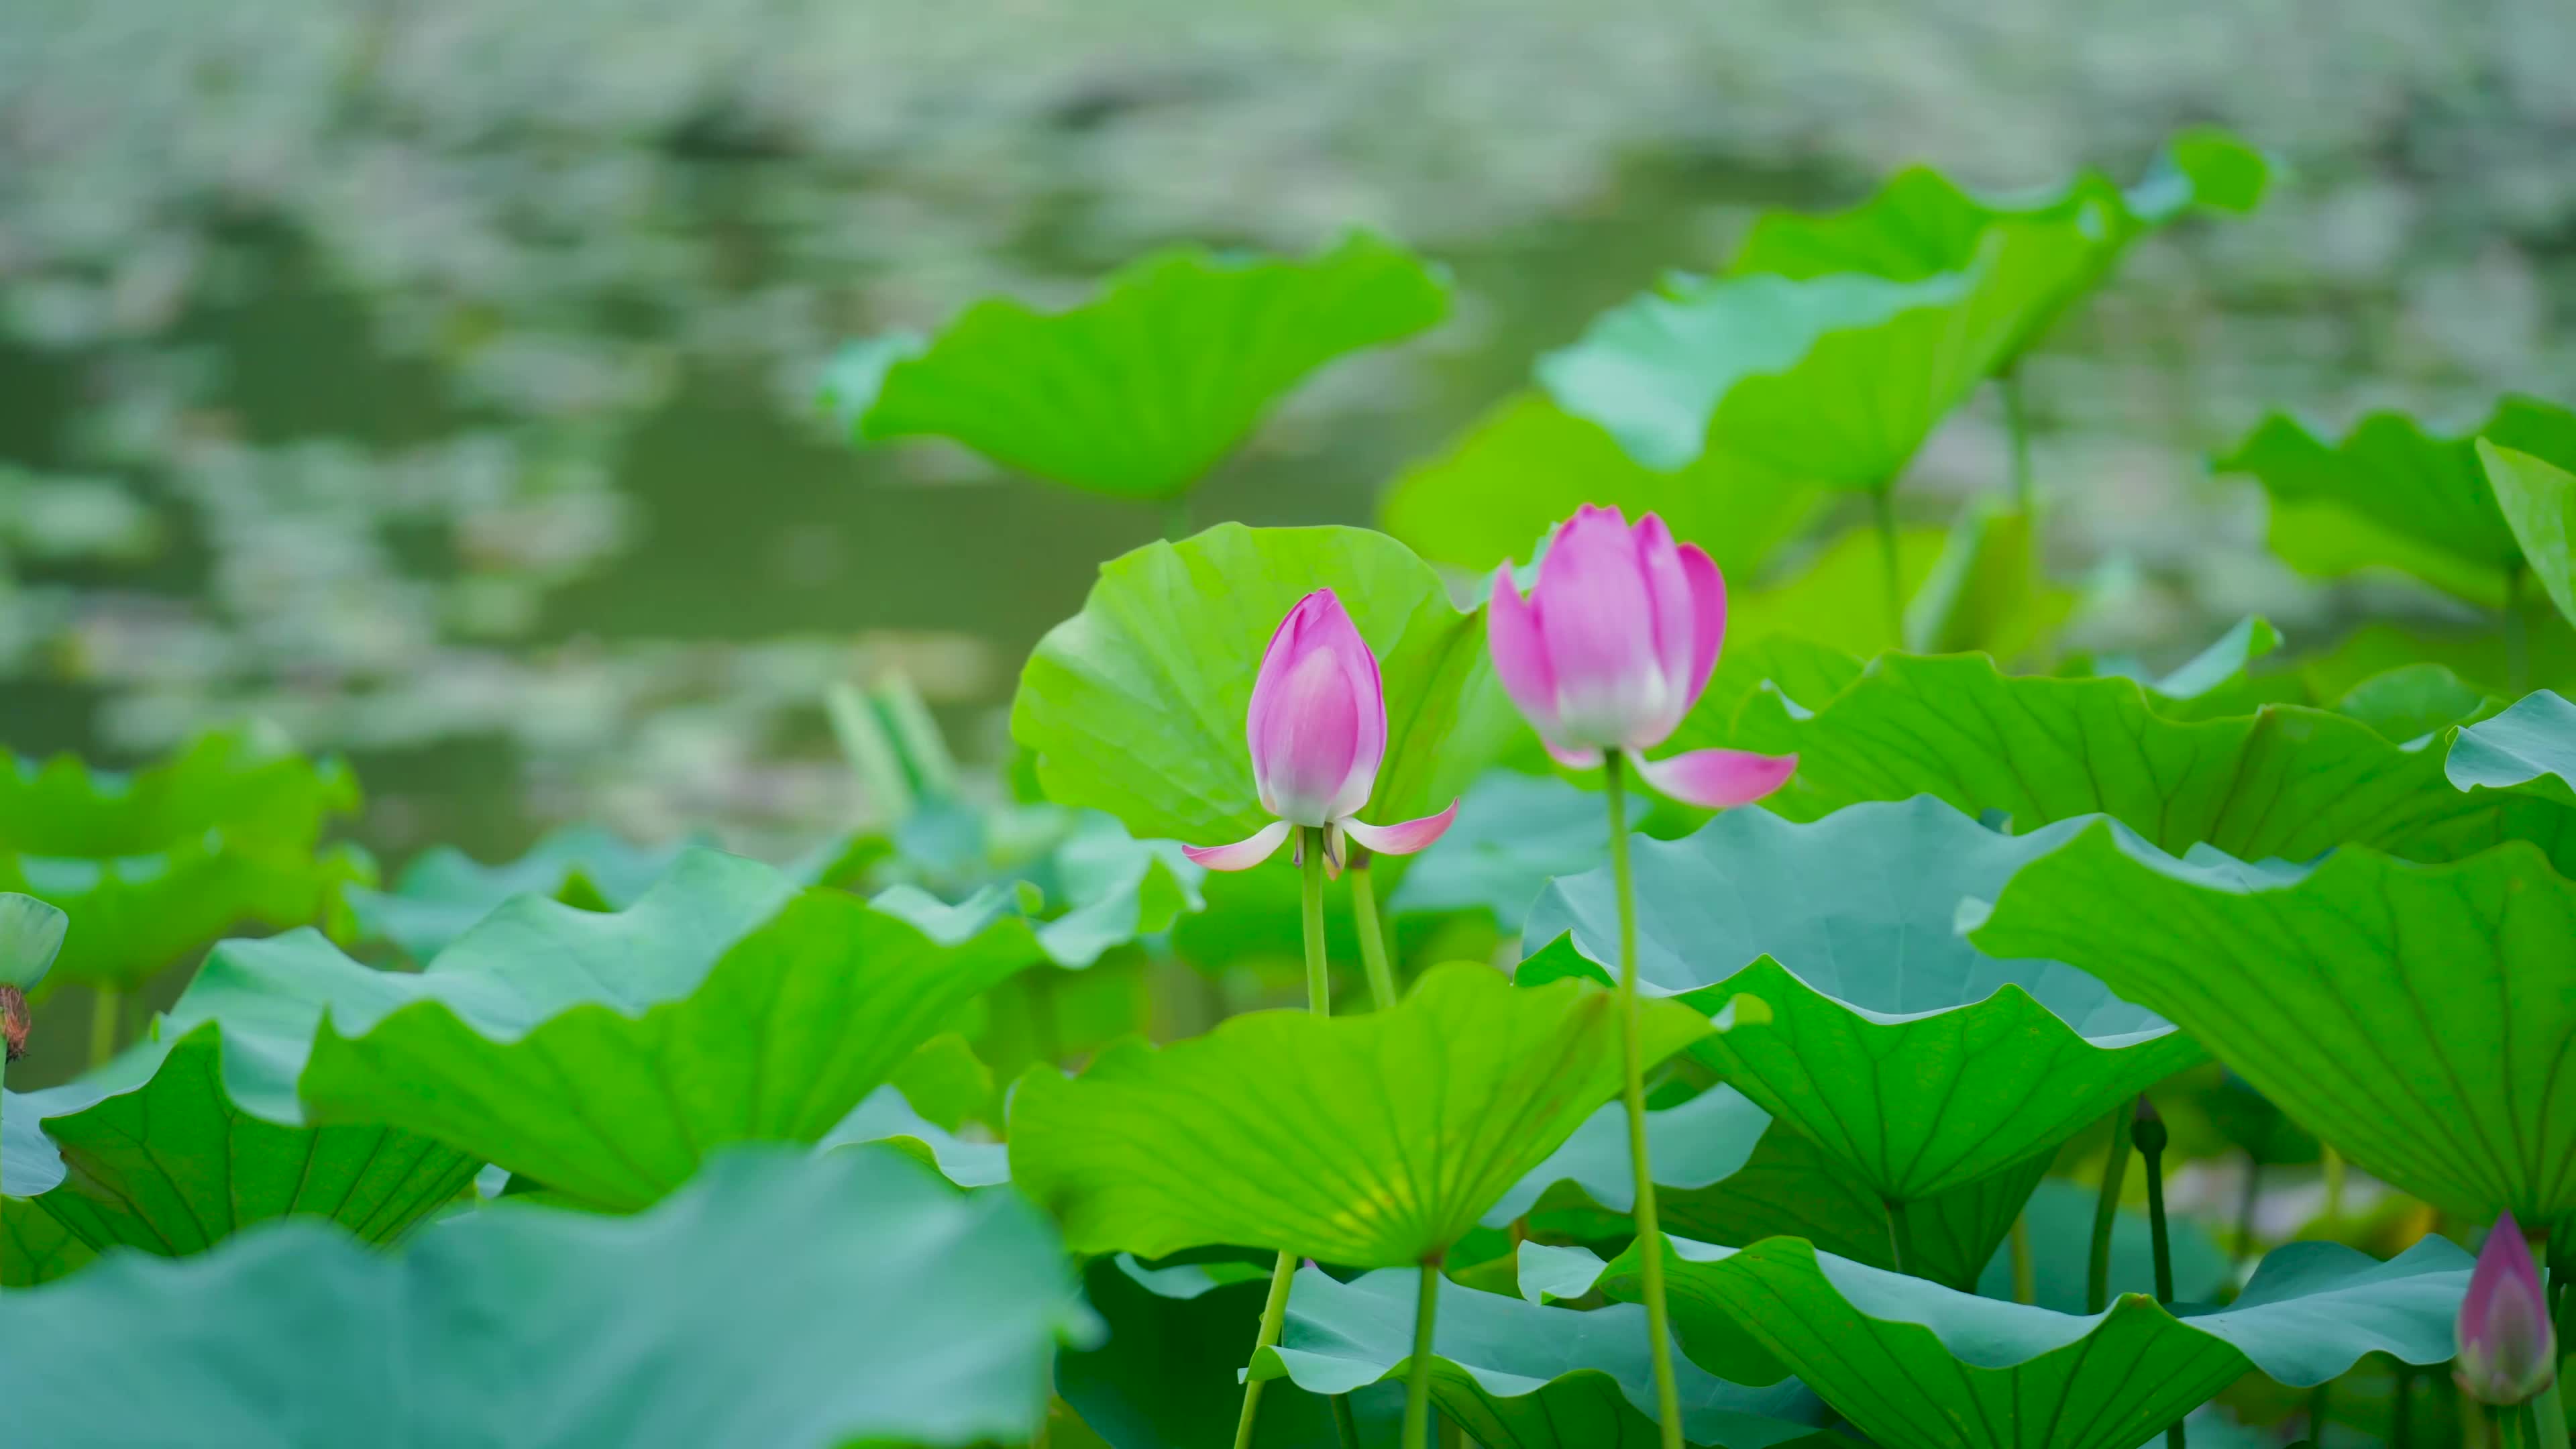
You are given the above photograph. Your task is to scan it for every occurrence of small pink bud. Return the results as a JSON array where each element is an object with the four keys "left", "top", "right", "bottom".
[
  {"left": 1488, "top": 506, "right": 1794, "bottom": 808},
  {"left": 1183, "top": 590, "right": 1457, "bottom": 873},
  {"left": 2455, "top": 1212, "right": 2557, "bottom": 1406}
]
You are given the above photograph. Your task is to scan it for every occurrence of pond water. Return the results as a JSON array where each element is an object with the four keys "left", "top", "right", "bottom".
[{"left": 3, "top": 1, "right": 2571, "bottom": 868}]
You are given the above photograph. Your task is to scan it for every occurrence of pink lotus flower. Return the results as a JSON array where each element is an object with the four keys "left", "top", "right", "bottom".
[
  {"left": 1488, "top": 505, "right": 1796, "bottom": 808},
  {"left": 1182, "top": 589, "right": 1458, "bottom": 874},
  {"left": 2456, "top": 1212, "right": 2557, "bottom": 1405}
]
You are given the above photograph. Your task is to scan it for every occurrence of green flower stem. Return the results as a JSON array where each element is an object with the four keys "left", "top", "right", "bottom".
[
  {"left": 2086, "top": 1097, "right": 2137, "bottom": 1316},
  {"left": 1231, "top": 826, "right": 1340, "bottom": 1449},
  {"left": 1347, "top": 855, "right": 1400, "bottom": 1012},
  {"left": 2392, "top": 1362, "right": 2414, "bottom": 1449},
  {"left": 2002, "top": 367, "right": 2035, "bottom": 513},
  {"left": 2133, "top": 1102, "right": 2184, "bottom": 1449},
  {"left": 90, "top": 985, "right": 118, "bottom": 1069},
  {"left": 1402, "top": 1260, "right": 1440, "bottom": 1449},
  {"left": 2009, "top": 1213, "right": 2037, "bottom": 1305},
  {"left": 1870, "top": 488, "right": 1905, "bottom": 646},
  {"left": 1605, "top": 752, "right": 1685, "bottom": 1449},
  {"left": 2507, "top": 565, "right": 2531, "bottom": 698},
  {"left": 1163, "top": 494, "right": 1193, "bottom": 545},
  {"left": 2530, "top": 1385, "right": 2570, "bottom": 1449},
  {"left": 1884, "top": 1197, "right": 1910, "bottom": 1277},
  {"left": 1300, "top": 828, "right": 1332, "bottom": 1017},
  {"left": 2232, "top": 1159, "right": 2263, "bottom": 1266},
  {"left": 1234, "top": 1253, "right": 1299, "bottom": 1449},
  {"left": 1331, "top": 1391, "right": 1362, "bottom": 1449}
]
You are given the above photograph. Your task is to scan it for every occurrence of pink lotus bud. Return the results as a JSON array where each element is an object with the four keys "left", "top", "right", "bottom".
[
  {"left": 2455, "top": 1212, "right": 2557, "bottom": 1406},
  {"left": 1183, "top": 590, "right": 1458, "bottom": 874},
  {"left": 1488, "top": 506, "right": 1796, "bottom": 809}
]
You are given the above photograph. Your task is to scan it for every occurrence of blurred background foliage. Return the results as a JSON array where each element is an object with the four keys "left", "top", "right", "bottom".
[{"left": 3, "top": 0, "right": 2573, "bottom": 871}]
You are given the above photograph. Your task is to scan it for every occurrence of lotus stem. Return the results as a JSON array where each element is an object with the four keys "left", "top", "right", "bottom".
[
  {"left": 2086, "top": 1096, "right": 2137, "bottom": 1316},
  {"left": 1332, "top": 1392, "right": 1362, "bottom": 1449},
  {"left": 2531, "top": 1385, "right": 2570, "bottom": 1449},
  {"left": 1870, "top": 488, "right": 1904, "bottom": 647},
  {"left": 2321, "top": 1142, "right": 2346, "bottom": 1224},
  {"left": 2506, "top": 565, "right": 2531, "bottom": 698},
  {"left": 2233, "top": 1158, "right": 2263, "bottom": 1267},
  {"left": 1605, "top": 752, "right": 1685, "bottom": 1449},
  {"left": 2133, "top": 1099, "right": 2184, "bottom": 1448},
  {"left": 1346, "top": 853, "right": 1400, "bottom": 1012},
  {"left": 1403, "top": 1260, "right": 1440, "bottom": 1449},
  {"left": 2002, "top": 367, "right": 2035, "bottom": 513},
  {"left": 1884, "top": 1197, "right": 1909, "bottom": 1277},
  {"left": 1233, "top": 1252, "right": 1299, "bottom": 1449},
  {"left": 1231, "top": 828, "right": 1340, "bottom": 1449},
  {"left": 1163, "top": 494, "right": 1193, "bottom": 544},
  {"left": 2392, "top": 1361, "right": 2414, "bottom": 1448},
  {"left": 91, "top": 985, "right": 119, "bottom": 1069},
  {"left": 2010, "top": 1213, "right": 2037, "bottom": 1305}
]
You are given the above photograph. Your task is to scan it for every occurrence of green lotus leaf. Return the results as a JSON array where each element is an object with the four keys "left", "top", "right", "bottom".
[
  {"left": 1541, "top": 218, "right": 2096, "bottom": 485},
  {"left": 1388, "top": 771, "right": 1612, "bottom": 932},
  {"left": 1253, "top": 1264, "right": 1825, "bottom": 1449},
  {"left": 2481, "top": 439, "right": 2576, "bottom": 628},
  {"left": 0, "top": 892, "right": 67, "bottom": 990},
  {"left": 2446, "top": 688, "right": 2576, "bottom": 808},
  {"left": 869, "top": 814, "right": 1203, "bottom": 970},
  {"left": 1520, "top": 800, "right": 2199, "bottom": 1202},
  {"left": 1008, "top": 962, "right": 1718, "bottom": 1267},
  {"left": 1730, "top": 129, "right": 2269, "bottom": 370},
  {"left": 0, "top": 1144, "right": 1091, "bottom": 1448},
  {"left": 1061, "top": 1254, "right": 1379, "bottom": 1449},
  {"left": 1380, "top": 390, "right": 1816, "bottom": 579},
  {"left": 1013, "top": 523, "right": 1523, "bottom": 845},
  {"left": 345, "top": 823, "right": 716, "bottom": 961},
  {"left": 1974, "top": 1178, "right": 2229, "bottom": 1314},
  {"left": 165, "top": 849, "right": 1036, "bottom": 1211},
  {"left": 1, "top": 1194, "right": 94, "bottom": 1287},
  {"left": 824, "top": 231, "right": 1448, "bottom": 500},
  {"left": 1499, "top": 1086, "right": 2051, "bottom": 1293},
  {"left": 3, "top": 1099, "right": 94, "bottom": 1288},
  {"left": 7, "top": 1023, "right": 479, "bottom": 1269},
  {"left": 1585, "top": 1232, "right": 2467, "bottom": 1449},
  {"left": 2331, "top": 662, "right": 2496, "bottom": 743},
  {"left": 2299, "top": 611, "right": 2576, "bottom": 701},
  {"left": 1728, "top": 653, "right": 2576, "bottom": 871},
  {"left": 1969, "top": 824, "right": 2576, "bottom": 1230},
  {"left": 1, "top": 727, "right": 373, "bottom": 993},
  {"left": 2212, "top": 395, "right": 2576, "bottom": 607},
  {"left": 820, "top": 1085, "right": 1009, "bottom": 1189}
]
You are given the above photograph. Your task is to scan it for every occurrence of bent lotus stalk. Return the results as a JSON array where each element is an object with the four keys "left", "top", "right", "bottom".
[
  {"left": 1192, "top": 589, "right": 1460, "bottom": 1449},
  {"left": 1487, "top": 504, "right": 1796, "bottom": 1449}
]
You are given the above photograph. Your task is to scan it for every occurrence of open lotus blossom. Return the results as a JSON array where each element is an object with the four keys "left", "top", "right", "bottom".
[
  {"left": 1488, "top": 505, "right": 1796, "bottom": 808},
  {"left": 1181, "top": 589, "right": 1458, "bottom": 875},
  {"left": 2455, "top": 1211, "right": 2557, "bottom": 1405}
]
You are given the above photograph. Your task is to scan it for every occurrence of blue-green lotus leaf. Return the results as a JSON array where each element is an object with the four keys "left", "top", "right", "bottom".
[
  {"left": 1576, "top": 1231, "right": 2467, "bottom": 1449},
  {"left": 1520, "top": 800, "right": 2197, "bottom": 1201},
  {"left": 1255, "top": 1264, "right": 1827, "bottom": 1449},
  {"left": 0, "top": 1145, "right": 1091, "bottom": 1448}
]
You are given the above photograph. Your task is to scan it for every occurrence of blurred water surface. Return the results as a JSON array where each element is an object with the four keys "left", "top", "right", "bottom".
[{"left": 2, "top": 0, "right": 2572, "bottom": 860}]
